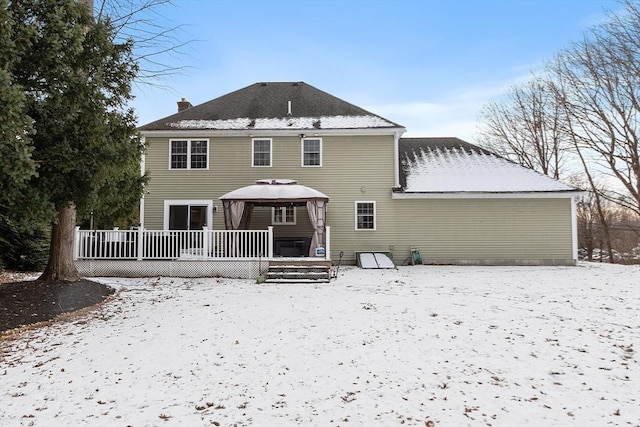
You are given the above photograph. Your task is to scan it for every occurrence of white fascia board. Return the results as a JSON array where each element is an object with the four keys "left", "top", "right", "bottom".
[
  {"left": 391, "top": 191, "right": 586, "bottom": 199},
  {"left": 139, "top": 127, "right": 406, "bottom": 139}
]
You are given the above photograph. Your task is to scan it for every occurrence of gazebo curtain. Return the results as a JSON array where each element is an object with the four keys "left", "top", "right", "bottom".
[
  {"left": 306, "top": 200, "right": 325, "bottom": 256},
  {"left": 223, "top": 200, "right": 252, "bottom": 230}
]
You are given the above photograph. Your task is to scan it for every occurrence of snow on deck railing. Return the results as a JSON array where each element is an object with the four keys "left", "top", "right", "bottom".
[{"left": 74, "top": 227, "right": 274, "bottom": 260}]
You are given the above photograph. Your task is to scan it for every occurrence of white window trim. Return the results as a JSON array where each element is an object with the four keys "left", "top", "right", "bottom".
[
  {"left": 272, "top": 206, "right": 297, "bottom": 225},
  {"left": 252, "top": 138, "right": 273, "bottom": 167},
  {"left": 163, "top": 200, "right": 213, "bottom": 230},
  {"left": 355, "top": 200, "right": 376, "bottom": 231},
  {"left": 301, "top": 137, "right": 322, "bottom": 167},
  {"left": 168, "top": 139, "right": 209, "bottom": 170}
]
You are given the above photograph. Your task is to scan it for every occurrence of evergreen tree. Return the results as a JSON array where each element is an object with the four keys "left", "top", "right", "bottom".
[
  {"left": 5, "top": 0, "right": 143, "bottom": 280},
  {"left": 0, "top": 0, "right": 36, "bottom": 197}
]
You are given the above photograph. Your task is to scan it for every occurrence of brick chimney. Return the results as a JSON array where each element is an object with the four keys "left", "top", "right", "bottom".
[{"left": 177, "top": 97, "right": 193, "bottom": 112}]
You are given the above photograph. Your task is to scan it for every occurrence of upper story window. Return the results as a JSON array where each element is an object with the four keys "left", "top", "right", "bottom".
[
  {"left": 170, "top": 139, "right": 208, "bottom": 169},
  {"left": 252, "top": 138, "right": 272, "bottom": 167},
  {"left": 355, "top": 201, "right": 376, "bottom": 230},
  {"left": 273, "top": 206, "right": 296, "bottom": 225},
  {"left": 302, "top": 138, "right": 322, "bottom": 167}
]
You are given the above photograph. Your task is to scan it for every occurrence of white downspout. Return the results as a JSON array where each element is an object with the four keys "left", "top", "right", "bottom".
[
  {"left": 139, "top": 136, "right": 146, "bottom": 229},
  {"left": 393, "top": 130, "right": 404, "bottom": 188}
]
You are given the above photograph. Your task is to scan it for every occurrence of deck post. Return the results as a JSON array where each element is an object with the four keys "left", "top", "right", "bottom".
[
  {"left": 202, "top": 226, "right": 210, "bottom": 257},
  {"left": 267, "top": 226, "right": 274, "bottom": 258},
  {"left": 137, "top": 227, "right": 144, "bottom": 261},
  {"left": 73, "top": 226, "right": 80, "bottom": 260}
]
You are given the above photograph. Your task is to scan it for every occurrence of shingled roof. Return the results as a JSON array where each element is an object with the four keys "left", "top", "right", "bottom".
[
  {"left": 139, "top": 82, "right": 403, "bottom": 131},
  {"left": 399, "top": 137, "right": 578, "bottom": 193}
]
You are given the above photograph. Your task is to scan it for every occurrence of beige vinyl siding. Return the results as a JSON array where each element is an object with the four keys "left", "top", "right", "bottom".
[
  {"left": 143, "top": 137, "right": 222, "bottom": 229},
  {"left": 142, "top": 134, "right": 397, "bottom": 237},
  {"left": 143, "top": 134, "right": 574, "bottom": 265},
  {"left": 387, "top": 198, "right": 574, "bottom": 264}
]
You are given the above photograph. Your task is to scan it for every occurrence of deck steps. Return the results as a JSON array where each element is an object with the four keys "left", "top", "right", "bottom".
[{"left": 264, "top": 260, "right": 332, "bottom": 283}]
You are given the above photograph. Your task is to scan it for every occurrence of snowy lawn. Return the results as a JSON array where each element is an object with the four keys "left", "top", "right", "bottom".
[{"left": 1, "top": 262, "right": 638, "bottom": 426}]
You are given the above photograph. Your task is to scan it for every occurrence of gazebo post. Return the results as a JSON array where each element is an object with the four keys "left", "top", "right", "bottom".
[{"left": 325, "top": 226, "right": 331, "bottom": 260}]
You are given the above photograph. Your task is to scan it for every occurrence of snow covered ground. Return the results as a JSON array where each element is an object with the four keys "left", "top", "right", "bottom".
[{"left": 1, "top": 262, "right": 638, "bottom": 426}]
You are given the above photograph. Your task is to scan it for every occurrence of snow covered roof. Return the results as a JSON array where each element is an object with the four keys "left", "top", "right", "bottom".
[
  {"left": 139, "top": 82, "right": 403, "bottom": 131},
  {"left": 167, "top": 115, "right": 395, "bottom": 130},
  {"left": 399, "top": 138, "right": 577, "bottom": 194},
  {"left": 220, "top": 179, "right": 329, "bottom": 202}
]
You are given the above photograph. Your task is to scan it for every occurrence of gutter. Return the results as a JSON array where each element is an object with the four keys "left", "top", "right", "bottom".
[
  {"left": 391, "top": 190, "right": 586, "bottom": 199},
  {"left": 139, "top": 127, "right": 407, "bottom": 139}
]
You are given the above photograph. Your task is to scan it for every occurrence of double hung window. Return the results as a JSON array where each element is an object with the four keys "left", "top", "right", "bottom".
[
  {"left": 355, "top": 201, "right": 376, "bottom": 230},
  {"left": 170, "top": 139, "right": 208, "bottom": 169},
  {"left": 252, "top": 138, "right": 272, "bottom": 166},
  {"left": 302, "top": 138, "right": 322, "bottom": 166}
]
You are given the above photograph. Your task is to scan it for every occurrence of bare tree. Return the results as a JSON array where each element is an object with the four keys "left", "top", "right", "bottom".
[
  {"left": 89, "top": 0, "right": 190, "bottom": 85},
  {"left": 575, "top": 192, "right": 600, "bottom": 261},
  {"left": 567, "top": 174, "right": 613, "bottom": 261},
  {"left": 609, "top": 206, "right": 640, "bottom": 261},
  {"left": 478, "top": 76, "right": 569, "bottom": 179},
  {"left": 476, "top": 1, "right": 639, "bottom": 263},
  {"left": 550, "top": 0, "right": 640, "bottom": 216}
]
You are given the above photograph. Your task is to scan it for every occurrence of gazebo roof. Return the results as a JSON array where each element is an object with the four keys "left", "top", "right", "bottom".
[{"left": 219, "top": 179, "right": 329, "bottom": 204}]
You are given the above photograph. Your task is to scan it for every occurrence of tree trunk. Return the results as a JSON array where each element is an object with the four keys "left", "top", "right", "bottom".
[
  {"left": 39, "top": 204, "right": 81, "bottom": 282},
  {"left": 590, "top": 192, "right": 614, "bottom": 264}
]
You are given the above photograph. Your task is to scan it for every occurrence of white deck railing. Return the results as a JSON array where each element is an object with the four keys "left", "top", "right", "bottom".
[
  {"left": 74, "top": 226, "right": 331, "bottom": 261},
  {"left": 74, "top": 227, "right": 274, "bottom": 260}
]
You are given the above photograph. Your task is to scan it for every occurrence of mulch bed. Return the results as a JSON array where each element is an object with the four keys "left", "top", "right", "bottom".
[{"left": 0, "top": 275, "right": 115, "bottom": 332}]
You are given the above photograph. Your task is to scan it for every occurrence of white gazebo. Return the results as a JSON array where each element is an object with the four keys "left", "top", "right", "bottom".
[{"left": 219, "top": 179, "right": 329, "bottom": 257}]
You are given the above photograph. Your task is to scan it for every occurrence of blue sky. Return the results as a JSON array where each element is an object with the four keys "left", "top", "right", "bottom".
[{"left": 131, "top": 0, "right": 621, "bottom": 142}]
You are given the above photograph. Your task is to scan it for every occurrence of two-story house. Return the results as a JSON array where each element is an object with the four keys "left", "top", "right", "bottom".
[{"left": 132, "top": 81, "right": 579, "bottom": 269}]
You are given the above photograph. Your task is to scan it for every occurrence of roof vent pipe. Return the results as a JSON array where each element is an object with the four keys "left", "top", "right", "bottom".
[{"left": 287, "top": 100, "right": 292, "bottom": 116}]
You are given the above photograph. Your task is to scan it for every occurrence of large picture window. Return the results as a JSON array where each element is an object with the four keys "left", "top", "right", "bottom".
[
  {"left": 355, "top": 201, "right": 376, "bottom": 230},
  {"left": 170, "top": 139, "right": 208, "bottom": 169},
  {"left": 252, "top": 138, "right": 272, "bottom": 166},
  {"left": 164, "top": 200, "right": 213, "bottom": 230},
  {"left": 302, "top": 138, "right": 322, "bottom": 166}
]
